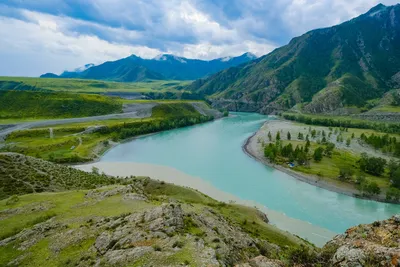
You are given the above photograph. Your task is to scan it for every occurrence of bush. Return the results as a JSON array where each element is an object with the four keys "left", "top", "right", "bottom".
[{"left": 339, "top": 167, "right": 354, "bottom": 181}]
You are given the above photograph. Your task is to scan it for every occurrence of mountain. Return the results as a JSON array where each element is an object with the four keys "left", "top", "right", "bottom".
[
  {"left": 188, "top": 4, "right": 400, "bottom": 114},
  {"left": 40, "top": 53, "right": 257, "bottom": 82}
]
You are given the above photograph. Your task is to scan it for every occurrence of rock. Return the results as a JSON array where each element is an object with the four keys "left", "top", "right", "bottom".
[
  {"left": 248, "top": 256, "right": 284, "bottom": 267},
  {"left": 256, "top": 210, "right": 269, "bottom": 224},
  {"left": 123, "top": 193, "right": 147, "bottom": 201},
  {"left": 95, "top": 232, "right": 114, "bottom": 255},
  {"left": 332, "top": 246, "right": 366, "bottom": 267},
  {"left": 394, "top": 214, "right": 400, "bottom": 223},
  {"left": 235, "top": 256, "right": 284, "bottom": 267},
  {"left": 104, "top": 247, "right": 153, "bottom": 265}
]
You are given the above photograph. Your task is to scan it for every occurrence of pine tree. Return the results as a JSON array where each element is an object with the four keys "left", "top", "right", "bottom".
[
  {"left": 287, "top": 132, "right": 291, "bottom": 140},
  {"left": 268, "top": 131, "right": 272, "bottom": 141},
  {"left": 276, "top": 132, "right": 281, "bottom": 141}
]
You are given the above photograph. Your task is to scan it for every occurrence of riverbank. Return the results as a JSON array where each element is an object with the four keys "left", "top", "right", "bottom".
[
  {"left": 74, "top": 161, "right": 336, "bottom": 247},
  {"left": 243, "top": 119, "right": 392, "bottom": 203}
]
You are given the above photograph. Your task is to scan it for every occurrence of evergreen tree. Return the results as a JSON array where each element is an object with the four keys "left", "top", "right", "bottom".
[
  {"left": 268, "top": 131, "right": 272, "bottom": 141},
  {"left": 346, "top": 138, "right": 351, "bottom": 147},
  {"left": 276, "top": 131, "right": 281, "bottom": 141},
  {"left": 313, "top": 147, "right": 324, "bottom": 162},
  {"left": 287, "top": 131, "right": 291, "bottom": 140}
]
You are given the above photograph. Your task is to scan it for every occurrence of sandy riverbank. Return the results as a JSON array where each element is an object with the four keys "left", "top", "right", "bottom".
[
  {"left": 242, "top": 120, "right": 389, "bottom": 203},
  {"left": 75, "top": 161, "right": 336, "bottom": 247}
]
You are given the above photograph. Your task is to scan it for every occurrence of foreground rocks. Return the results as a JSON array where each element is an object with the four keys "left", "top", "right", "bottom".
[{"left": 325, "top": 216, "right": 400, "bottom": 267}]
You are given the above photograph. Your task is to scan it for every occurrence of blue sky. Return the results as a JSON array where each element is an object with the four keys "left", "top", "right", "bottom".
[{"left": 1, "top": 0, "right": 399, "bottom": 76}]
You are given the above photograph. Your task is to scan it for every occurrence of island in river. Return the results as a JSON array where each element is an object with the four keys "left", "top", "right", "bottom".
[{"left": 244, "top": 118, "right": 400, "bottom": 204}]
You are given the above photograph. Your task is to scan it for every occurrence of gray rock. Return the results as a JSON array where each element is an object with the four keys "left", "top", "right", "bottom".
[
  {"left": 394, "top": 214, "right": 400, "bottom": 223},
  {"left": 95, "top": 232, "right": 113, "bottom": 255},
  {"left": 104, "top": 247, "right": 153, "bottom": 265},
  {"left": 248, "top": 256, "right": 284, "bottom": 267},
  {"left": 123, "top": 193, "right": 147, "bottom": 201},
  {"left": 332, "top": 245, "right": 366, "bottom": 267}
]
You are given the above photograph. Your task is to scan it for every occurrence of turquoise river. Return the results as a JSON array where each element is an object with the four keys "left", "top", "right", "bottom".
[{"left": 101, "top": 112, "right": 400, "bottom": 234}]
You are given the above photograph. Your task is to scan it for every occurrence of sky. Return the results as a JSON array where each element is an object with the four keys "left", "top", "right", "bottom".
[{"left": 0, "top": 0, "right": 399, "bottom": 76}]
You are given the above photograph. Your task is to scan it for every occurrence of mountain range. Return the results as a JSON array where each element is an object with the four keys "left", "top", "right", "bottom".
[
  {"left": 188, "top": 4, "right": 400, "bottom": 115},
  {"left": 40, "top": 53, "right": 257, "bottom": 82}
]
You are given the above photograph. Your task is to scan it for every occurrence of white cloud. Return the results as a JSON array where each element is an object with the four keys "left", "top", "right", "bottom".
[
  {"left": 0, "top": 15, "right": 162, "bottom": 76},
  {"left": 0, "top": 0, "right": 399, "bottom": 76}
]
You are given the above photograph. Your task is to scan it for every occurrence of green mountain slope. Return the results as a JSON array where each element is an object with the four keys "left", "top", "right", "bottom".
[
  {"left": 188, "top": 4, "right": 400, "bottom": 114},
  {"left": 0, "top": 91, "right": 122, "bottom": 119}
]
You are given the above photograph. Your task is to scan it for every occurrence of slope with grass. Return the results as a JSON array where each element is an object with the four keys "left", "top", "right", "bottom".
[
  {"left": 0, "top": 90, "right": 122, "bottom": 119},
  {"left": 0, "top": 76, "right": 189, "bottom": 94},
  {"left": 1, "top": 103, "right": 215, "bottom": 163},
  {"left": 0, "top": 153, "right": 310, "bottom": 266},
  {"left": 1, "top": 154, "right": 399, "bottom": 266},
  {"left": 188, "top": 4, "right": 400, "bottom": 116}
]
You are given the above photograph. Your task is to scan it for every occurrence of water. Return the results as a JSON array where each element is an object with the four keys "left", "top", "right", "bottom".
[{"left": 101, "top": 112, "right": 400, "bottom": 233}]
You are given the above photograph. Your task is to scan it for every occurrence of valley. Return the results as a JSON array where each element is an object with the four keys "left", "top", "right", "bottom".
[{"left": 1, "top": 2, "right": 400, "bottom": 266}]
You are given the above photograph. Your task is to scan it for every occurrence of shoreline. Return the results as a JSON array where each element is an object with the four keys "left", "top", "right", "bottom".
[
  {"left": 242, "top": 120, "right": 392, "bottom": 204},
  {"left": 74, "top": 161, "right": 336, "bottom": 247}
]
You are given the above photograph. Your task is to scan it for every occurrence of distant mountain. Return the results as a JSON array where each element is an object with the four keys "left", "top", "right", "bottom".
[
  {"left": 40, "top": 53, "right": 257, "bottom": 82},
  {"left": 40, "top": 73, "right": 59, "bottom": 78},
  {"left": 188, "top": 4, "right": 400, "bottom": 114}
]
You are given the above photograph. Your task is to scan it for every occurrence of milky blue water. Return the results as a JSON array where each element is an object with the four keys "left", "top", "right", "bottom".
[{"left": 101, "top": 112, "right": 400, "bottom": 233}]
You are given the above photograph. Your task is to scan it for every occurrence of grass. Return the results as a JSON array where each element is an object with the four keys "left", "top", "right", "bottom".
[
  {"left": 0, "top": 76, "right": 190, "bottom": 93},
  {"left": 1, "top": 102, "right": 212, "bottom": 163},
  {"left": 0, "top": 90, "right": 122, "bottom": 119},
  {"left": 0, "top": 153, "right": 121, "bottom": 199},
  {"left": 371, "top": 105, "right": 400, "bottom": 113},
  {"left": 0, "top": 155, "right": 306, "bottom": 266}
]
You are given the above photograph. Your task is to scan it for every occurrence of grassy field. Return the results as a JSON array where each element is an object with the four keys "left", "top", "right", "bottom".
[
  {"left": 0, "top": 90, "right": 122, "bottom": 119},
  {"left": 1, "top": 103, "right": 213, "bottom": 163},
  {"left": 0, "top": 153, "right": 305, "bottom": 266},
  {"left": 0, "top": 76, "right": 190, "bottom": 93},
  {"left": 259, "top": 120, "right": 400, "bottom": 200}
]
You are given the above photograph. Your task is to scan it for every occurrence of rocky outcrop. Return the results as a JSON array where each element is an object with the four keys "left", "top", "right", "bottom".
[{"left": 323, "top": 215, "right": 400, "bottom": 266}]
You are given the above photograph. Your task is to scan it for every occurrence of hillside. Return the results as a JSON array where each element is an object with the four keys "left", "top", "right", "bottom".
[
  {"left": 0, "top": 153, "right": 305, "bottom": 266},
  {"left": 188, "top": 4, "right": 400, "bottom": 115},
  {"left": 1, "top": 153, "right": 399, "bottom": 266},
  {"left": 0, "top": 90, "right": 122, "bottom": 119},
  {"left": 40, "top": 53, "right": 257, "bottom": 82}
]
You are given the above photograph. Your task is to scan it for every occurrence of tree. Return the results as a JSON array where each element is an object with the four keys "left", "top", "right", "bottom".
[
  {"left": 346, "top": 138, "right": 351, "bottom": 147},
  {"left": 287, "top": 131, "right": 291, "bottom": 140},
  {"left": 311, "top": 129, "right": 316, "bottom": 138},
  {"left": 365, "top": 182, "right": 381, "bottom": 196},
  {"left": 392, "top": 168, "right": 400, "bottom": 189},
  {"left": 322, "top": 136, "right": 327, "bottom": 144},
  {"left": 313, "top": 147, "right": 324, "bottom": 162},
  {"left": 276, "top": 132, "right": 281, "bottom": 141},
  {"left": 356, "top": 175, "right": 366, "bottom": 185},
  {"left": 388, "top": 160, "right": 399, "bottom": 179},
  {"left": 324, "top": 142, "right": 335, "bottom": 157},
  {"left": 386, "top": 187, "right": 400, "bottom": 202},
  {"left": 359, "top": 153, "right": 387, "bottom": 176},
  {"left": 351, "top": 133, "right": 355, "bottom": 139},
  {"left": 322, "top": 130, "right": 326, "bottom": 137},
  {"left": 264, "top": 144, "right": 278, "bottom": 162},
  {"left": 339, "top": 167, "right": 354, "bottom": 181},
  {"left": 268, "top": 131, "right": 272, "bottom": 141},
  {"left": 298, "top": 132, "right": 304, "bottom": 140},
  {"left": 92, "top": 166, "right": 99, "bottom": 175}
]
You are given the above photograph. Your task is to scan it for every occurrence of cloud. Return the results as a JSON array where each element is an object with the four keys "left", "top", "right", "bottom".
[{"left": 0, "top": 0, "right": 398, "bottom": 76}]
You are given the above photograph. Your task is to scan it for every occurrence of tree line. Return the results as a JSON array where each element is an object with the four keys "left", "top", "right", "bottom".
[
  {"left": 360, "top": 133, "right": 400, "bottom": 156},
  {"left": 282, "top": 113, "right": 400, "bottom": 134}
]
